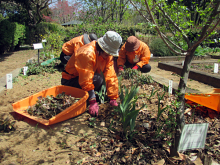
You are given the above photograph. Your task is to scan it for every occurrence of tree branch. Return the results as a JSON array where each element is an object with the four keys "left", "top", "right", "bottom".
[
  {"left": 130, "top": 0, "right": 188, "bottom": 56},
  {"left": 144, "top": 0, "right": 188, "bottom": 55},
  {"left": 188, "top": 1, "right": 220, "bottom": 51},
  {"left": 153, "top": 0, "right": 189, "bottom": 45}
]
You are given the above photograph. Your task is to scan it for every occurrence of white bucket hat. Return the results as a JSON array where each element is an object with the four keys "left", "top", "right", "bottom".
[{"left": 97, "top": 31, "right": 122, "bottom": 57}]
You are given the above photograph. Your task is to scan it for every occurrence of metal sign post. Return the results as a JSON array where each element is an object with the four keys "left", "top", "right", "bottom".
[{"left": 33, "top": 43, "right": 43, "bottom": 64}]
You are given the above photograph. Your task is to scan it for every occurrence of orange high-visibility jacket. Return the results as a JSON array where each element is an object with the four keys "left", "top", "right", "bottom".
[
  {"left": 117, "top": 40, "right": 151, "bottom": 68},
  {"left": 62, "top": 35, "right": 84, "bottom": 56},
  {"left": 62, "top": 41, "right": 119, "bottom": 100}
]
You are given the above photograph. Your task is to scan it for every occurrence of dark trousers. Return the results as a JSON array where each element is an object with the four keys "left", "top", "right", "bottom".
[
  {"left": 60, "top": 51, "right": 71, "bottom": 64},
  {"left": 113, "top": 57, "right": 151, "bottom": 74},
  {"left": 61, "top": 73, "right": 103, "bottom": 92}
]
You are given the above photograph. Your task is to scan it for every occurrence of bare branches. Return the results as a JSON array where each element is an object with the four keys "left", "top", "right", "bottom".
[
  {"left": 129, "top": 0, "right": 151, "bottom": 23},
  {"left": 129, "top": 0, "right": 220, "bottom": 56},
  {"left": 153, "top": 0, "right": 189, "bottom": 45},
  {"left": 130, "top": 0, "right": 188, "bottom": 56}
]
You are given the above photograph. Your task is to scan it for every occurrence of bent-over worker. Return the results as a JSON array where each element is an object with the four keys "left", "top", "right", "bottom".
[
  {"left": 60, "top": 33, "right": 97, "bottom": 64},
  {"left": 61, "top": 31, "right": 122, "bottom": 117},
  {"left": 117, "top": 36, "right": 151, "bottom": 73}
]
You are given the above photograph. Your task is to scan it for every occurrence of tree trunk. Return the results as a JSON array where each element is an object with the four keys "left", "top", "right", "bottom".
[{"left": 170, "top": 50, "right": 195, "bottom": 156}]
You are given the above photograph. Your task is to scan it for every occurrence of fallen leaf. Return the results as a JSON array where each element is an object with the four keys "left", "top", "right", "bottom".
[
  {"left": 178, "top": 152, "right": 186, "bottom": 160},
  {"left": 131, "top": 147, "right": 138, "bottom": 154},
  {"left": 78, "top": 138, "right": 86, "bottom": 142},
  {"left": 115, "top": 135, "right": 122, "bottom": 140},
  {"left": 124, "top": 155, "right": 130, "bottom": 159},
  {"left": 184, "top": 108, "right": 192, "bottom": 114},
  {"left": 100, "top": 121, "right": 105, "bottom": 127},
  {"left": 152, "top": 159, "right": 165, "bottom": 165},
  {"left": 193, "top": 157, "right": 203, "bottom": 165}
]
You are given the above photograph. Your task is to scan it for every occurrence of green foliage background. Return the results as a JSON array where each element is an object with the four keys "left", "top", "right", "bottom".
[{"left": 0, "top": 19, "right": 26, "bottom": 53}]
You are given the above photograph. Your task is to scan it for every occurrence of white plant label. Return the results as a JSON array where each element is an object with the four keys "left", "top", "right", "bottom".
[
  {"left": 151, "top": 53, "right": 153, "bottom": 57},
  {"left": 42, "top": 39, "right": 47, "bottom": 42},
  {"left": 178, "top": 123, "right": 209, "bottom": 152},
  {"left": 6, "top": 74, "right": 13, "bottom": 89},
  {"left": 214, "top": 63, "right": 218, "bottom": 73},
  {"left": 168, "top": 80, "right": 173, "bottom": 95},
  {"left": 23, "top": 66, "right": 28, "bottom": 75},
  {"left": 28, "top": 59, "right": 32, "bottom": 63},
  {"left": 33, "top": 43, "right": 43, "bottom": 49},
  {"left": 214, "top": 39, "right": 217, "bottom": 43},
  {"left": 182, "top": 61, "right": 184, "bottom": 66},
  {"left": 51, "top": 55, "right": 54, "bottom": 59}
]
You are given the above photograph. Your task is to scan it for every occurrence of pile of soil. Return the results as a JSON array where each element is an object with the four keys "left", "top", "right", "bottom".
[{"left": 26, "top": 92, "right": 81, "bottom": 120}]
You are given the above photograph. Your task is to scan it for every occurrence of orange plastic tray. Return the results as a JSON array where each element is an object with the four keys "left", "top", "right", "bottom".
[
  {"left": 185, "top": 93, "right": 220, "bottom": 112},
  {"left": 12, "top": 85, "right": 89, "bottom": 125}
]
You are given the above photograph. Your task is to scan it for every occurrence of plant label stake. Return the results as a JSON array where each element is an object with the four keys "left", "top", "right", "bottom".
[
  {"left": 6, "top": 74, "right": 13, "bottom": 89},
  {"left": 151, "top": 53, "right": 153, "bottom": 57},
  {"left": 42, "top": 39, "right": 47, "bottom": 42},
  {"left": 214, "top": 63, "right": 218, "bottom": 73},
  {"left": 33, "top": 43, "right": 43, "bottom": 64},
  {"left": 23, "top": 66, "right": 28, "bottom": 75},
  {"left": 28, "top": 59, "right": 32, "bottom": 64},
  {"left": 182, "top": 61, "right": 184, "bottom": 66},
  {"left": 168, "top": 80, "right": 173, "bottom": 95},
  {"left": 51, "top": 55, "right": 54, "bottom": 59},
  {"left": 178, "top": 123, "right": 209, "bottom": 152}
]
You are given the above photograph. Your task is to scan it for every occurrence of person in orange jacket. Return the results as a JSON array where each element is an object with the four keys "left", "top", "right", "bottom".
[
  {"left": 60, "top": 33, "right": 98, "bottom": 64},
  {"left": 61, "top": 31, "right": 122, "bottom": 117},
  {"left": 117, "top": 36, "right": 151, "bottom": 73}
]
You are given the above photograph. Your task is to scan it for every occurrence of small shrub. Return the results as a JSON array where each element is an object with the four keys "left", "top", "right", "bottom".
[
  {"left": 120, "top": 68, "right": 139, "bottom": 79},
  {"left": 135, "top": 74, "right": 154, "bottom": 85},
  {"left": 194, "top": 45, "right": 213, "bottom": 56},
  {"left": 0, "top": 118, "right": 16, "bottom": 133},
  {"left": 21, "top": 60, "right": 59, "bottom": 76},
  {"left": 0, "top": 20, "right": 26, "bottom": 53},
  {"left": 42, "top": 32, "right": 65, "bottom": 56},
  {"left": 149, "top": 38, "right": 177, "bottom": 56}
]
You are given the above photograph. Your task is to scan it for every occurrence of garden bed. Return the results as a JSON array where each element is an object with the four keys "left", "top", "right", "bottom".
[
  {"left": 0, "top": 68, "right": 219, "bottom": 164},
  {"left": 0, "top": 50, "right": 219, "bottom": 164},
  {"left": 158, "top": 59, "right": 220, "bottom": 88}
]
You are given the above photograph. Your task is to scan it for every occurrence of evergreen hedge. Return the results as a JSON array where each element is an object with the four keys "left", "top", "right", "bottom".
[{"left": 0, "top": 19, "right": 26, "bottom": 54}]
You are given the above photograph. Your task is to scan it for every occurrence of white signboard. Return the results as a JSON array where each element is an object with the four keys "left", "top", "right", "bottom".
[
  {"left": 6, "top": 74, "right": 13, "bottom": 89},
  {"left": 23, "top": 66, "right": 28, "bottom": 75},
  {"left": 33, "top": 43, "right": 43, "bottom": 49},
  {"left": 178, "top": 123, "right": 209, "bottom": 152},
  {"left": 168, "top": 80, "right": 173, "bottom": 95},
  {"left": 214, "top": 63, "right": 219, "bottom": 73}
]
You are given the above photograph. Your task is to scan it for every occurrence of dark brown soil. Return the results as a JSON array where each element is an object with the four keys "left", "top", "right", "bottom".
[{"left": 191, "top": 62, "right": 220, "bottom": 75}]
